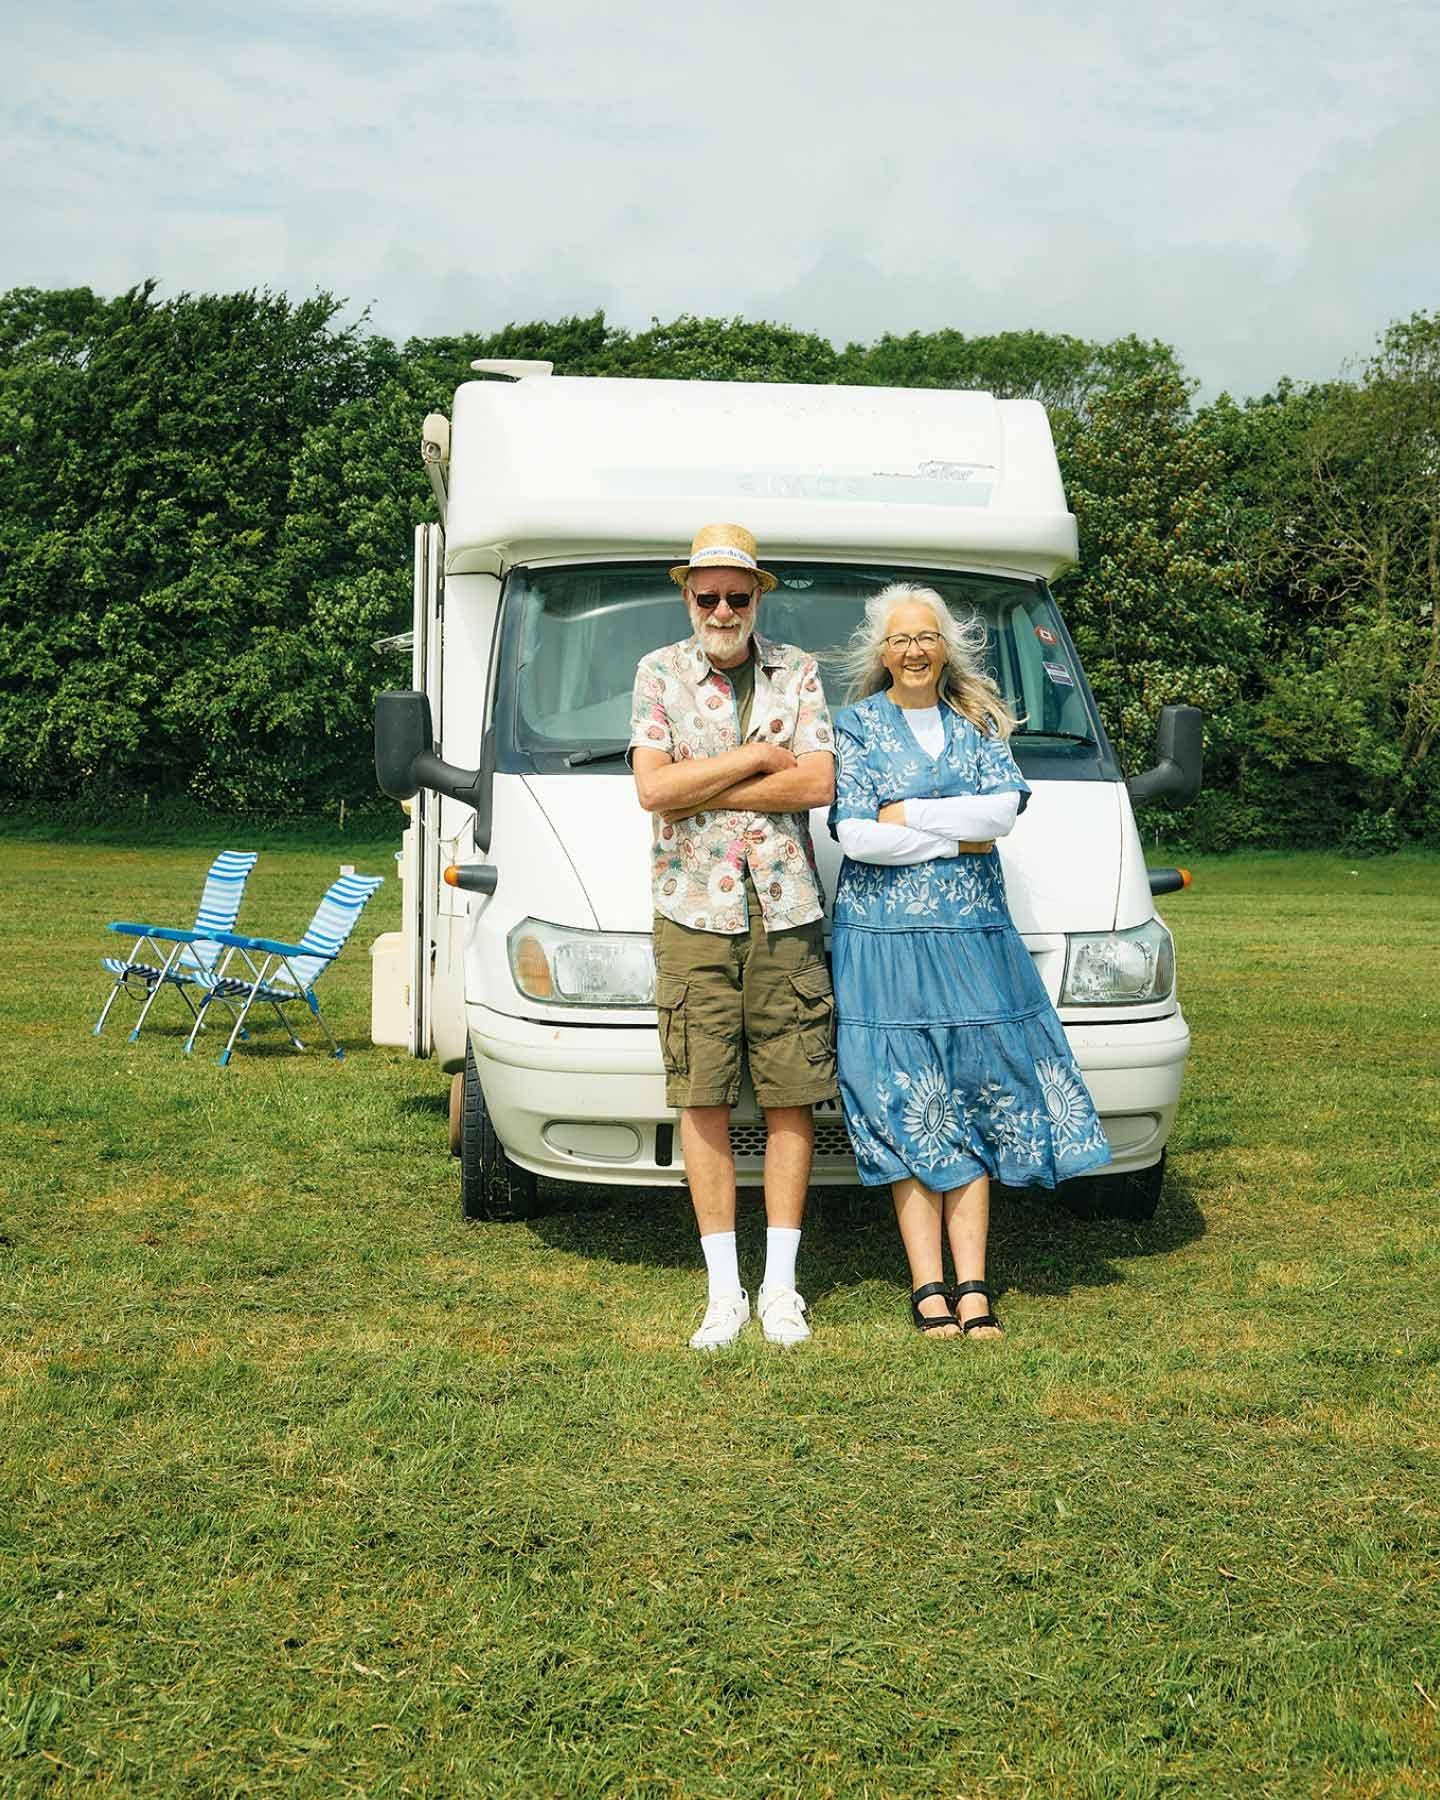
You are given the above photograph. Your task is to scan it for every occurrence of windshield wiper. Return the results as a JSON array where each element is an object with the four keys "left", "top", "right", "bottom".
[
  {"left": 1015, "top": 729, "right": 1097, "bottom": 746},
  {"left": 562, "top": 745, "right": 630, "bottom": 767}
]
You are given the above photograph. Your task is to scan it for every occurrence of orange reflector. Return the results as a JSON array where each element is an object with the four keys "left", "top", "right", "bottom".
[
  {"left": 443, "top": 864, "right": 460, "bottom": 888},
  {"left": 1179, "top": 868, "right": 1193, "bottom": 887},
  {"left": 513, "top": 934, "right": 553, "bottom": 998}
]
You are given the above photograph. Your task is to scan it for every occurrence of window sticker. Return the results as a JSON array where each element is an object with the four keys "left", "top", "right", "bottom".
[
  {"left": 1034, "top": 625, "right": 1058, "bottom": 645},
  {"left": 1042, "top": 660, "right": 1075, "bottom": 686}
]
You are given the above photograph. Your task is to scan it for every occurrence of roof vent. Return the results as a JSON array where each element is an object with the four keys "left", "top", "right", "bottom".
[{"left": 468, "top": 359, "right": 555, "bottom": 381}]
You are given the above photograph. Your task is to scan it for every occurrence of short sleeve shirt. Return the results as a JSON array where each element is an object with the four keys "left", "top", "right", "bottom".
[{"left": 628, "top": 631, "right": 835, "bottom": 935}]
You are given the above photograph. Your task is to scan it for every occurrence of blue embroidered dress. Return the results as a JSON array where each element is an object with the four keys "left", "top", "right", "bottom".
[{"left": 829, "top": 692, "right": 1111, "bottom": 1190}]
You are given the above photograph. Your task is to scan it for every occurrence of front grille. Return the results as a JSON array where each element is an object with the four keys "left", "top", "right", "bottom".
[{"left": 731, "top": 1121, "right": 855, "bottom": 1163}]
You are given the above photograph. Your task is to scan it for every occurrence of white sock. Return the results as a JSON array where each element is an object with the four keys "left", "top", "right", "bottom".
[
  {"left": 762, "top": 1226, "right": 801, "bottom": 1296},
  {"left": 700, "top": 1231, "right": 742, "bottom": 1301}
]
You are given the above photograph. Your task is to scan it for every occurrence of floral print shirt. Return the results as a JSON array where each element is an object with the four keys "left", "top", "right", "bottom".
[{"left": 628, "top": 631, "right": 835, "bottom": 935}]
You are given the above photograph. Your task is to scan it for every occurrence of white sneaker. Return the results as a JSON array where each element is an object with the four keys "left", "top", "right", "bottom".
[
  {"left": 757, "top": 1286, "right": 811, "bottom": 1347},
  {"left": 689, "top": 1289, "right": 750, "bottom": 1351}
]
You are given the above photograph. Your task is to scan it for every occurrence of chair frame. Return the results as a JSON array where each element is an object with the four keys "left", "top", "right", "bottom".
[
  {"left": 96, "top": 922, "right": 250, "bottom": 1043},
  {"left": 94, "top": 851, "right": 259, "bottom": 1042},
  {"left": 183, "top": 872, "right": 383, "bottom": 1065},
  {"left": 183, "top": 932, "right": 347, "bottom": 1066}
]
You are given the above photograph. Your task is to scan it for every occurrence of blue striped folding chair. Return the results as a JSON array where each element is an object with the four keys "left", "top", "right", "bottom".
[
  {"left": 183, "top": 872, "right": 384, "bottom": 1066},
  {"left": 95, "top": 850, "right": 260, "bottom": 1041}
]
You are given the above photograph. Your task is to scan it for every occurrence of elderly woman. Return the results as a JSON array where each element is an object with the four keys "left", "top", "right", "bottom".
[{"left": 829, "top": 584, "right": 1111, "bottom": 1338}]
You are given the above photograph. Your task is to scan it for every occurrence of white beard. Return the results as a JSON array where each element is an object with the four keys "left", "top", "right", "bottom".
[{"left": 693, "top": 614, "right": 756, "bottom": 664}]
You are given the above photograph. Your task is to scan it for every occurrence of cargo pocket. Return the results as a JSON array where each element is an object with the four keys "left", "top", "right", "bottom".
[
  {"left": 655, "top": 975, "right": 689, "bottom": 1077},
  {"left": 789, "top": 964, "right": 835, "bottom": 1064}
]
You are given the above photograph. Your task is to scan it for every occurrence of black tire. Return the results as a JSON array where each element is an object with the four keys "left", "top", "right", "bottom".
[
  {"left": 1059, "top": 1151, "right": 1165, "bottom": 1222},
  {"left": 448, "top": 1073, "right": 463, "bottom": 1158},
  {"left": 459, "top": 1038, "right": 540, "bottom": 1221}
]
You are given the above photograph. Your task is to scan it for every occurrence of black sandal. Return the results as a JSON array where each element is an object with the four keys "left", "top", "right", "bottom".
[
  {"left": 910, "top": 1281, "right": 960, "bottom": 1333},
  {"left": 951, "top": 1280, "right": 1004, "bottom": 1337}
]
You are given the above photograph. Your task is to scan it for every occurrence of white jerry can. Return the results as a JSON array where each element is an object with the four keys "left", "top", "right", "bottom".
[{"left": 369, "top": 931, "right": 410, "bottom": 1048}]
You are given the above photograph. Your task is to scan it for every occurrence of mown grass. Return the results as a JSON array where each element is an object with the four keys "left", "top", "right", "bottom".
[{"left": 1, "top": 842, "right": 1438, "bottom": 1797}]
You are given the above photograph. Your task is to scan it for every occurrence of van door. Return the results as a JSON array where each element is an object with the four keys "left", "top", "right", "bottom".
[{"left": 408, "top": 522, "right": 445, "bottom": 1056}]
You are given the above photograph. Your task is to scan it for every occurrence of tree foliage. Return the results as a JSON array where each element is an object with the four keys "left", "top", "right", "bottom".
[
  {"left": 1, "top": 285, "right": 1435, "bottom": 845},
  {"left": 0, "top": 283, "right": 396, "bottom": 808},
  {"left": 837, "top": 328, "right": 1182, "bottom": 418},
  {"left": 1193, "top": 314, "right": 1440, "bottom": 849},
  {"left": 1055, "top": 367, "right": 1258, "bottom": 767}
]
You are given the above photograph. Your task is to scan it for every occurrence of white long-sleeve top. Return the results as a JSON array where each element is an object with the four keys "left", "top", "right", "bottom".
[{"left": 833, "top": 705, "right": 1022, "bottom": 866}]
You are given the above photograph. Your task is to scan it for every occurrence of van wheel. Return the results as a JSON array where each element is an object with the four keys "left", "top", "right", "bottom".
[
  {"left": 460, "top": 1039, "right": 539, "bottom": 1222},
  {"left": 1059, "top": 1151, "right": 1165, "bottom": 1222}
]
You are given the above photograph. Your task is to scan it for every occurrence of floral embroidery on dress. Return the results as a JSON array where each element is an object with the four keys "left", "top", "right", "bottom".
[
  {"left": 975, "top": 1081, "right": 1046, "bottom": 1169},
  {"left": 898, "top": 1063, "right": 957, "bottom": 1160},
  {"left": 1034, "top": 1059, "right": 1111, "bottom": 1162},
  {"left": 1036, "top": 1060, "right": 1086, "bottom": 1139},
  {"left": 835, "top": 847, "right": 1011, "bottom": 927}
]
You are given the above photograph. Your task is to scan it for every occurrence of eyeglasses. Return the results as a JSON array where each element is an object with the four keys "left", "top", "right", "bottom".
[
  {"left": 692, "top": 591, "right": 755, "bottom": 611},
  {"left": 884, "top": 631, "right": 942, "bottom": 652}
]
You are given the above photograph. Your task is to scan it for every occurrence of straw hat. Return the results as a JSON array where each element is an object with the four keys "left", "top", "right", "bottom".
[{"left": 669, "top": 523, "right": 778, "bottom": 594}]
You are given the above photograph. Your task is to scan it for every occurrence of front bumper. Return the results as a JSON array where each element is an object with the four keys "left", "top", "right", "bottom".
[
  {"left": 467, "top": 1003, "right": 851, "bottom": 1187},
  {"left": 1061, "top": 1008, "right": 1190, "bottom": 1175},
  {"left": 467, "top": 1002, "right": 1190, "bottom": 1187}
]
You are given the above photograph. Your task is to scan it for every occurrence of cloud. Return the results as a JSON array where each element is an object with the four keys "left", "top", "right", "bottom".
[{"left": 4, "top": 0, "right": 1439, "bottom": 395}]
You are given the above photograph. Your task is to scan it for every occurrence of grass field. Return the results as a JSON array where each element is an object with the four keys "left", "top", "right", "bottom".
[{"left": 1, "top": 841, "right": 1438, "bottom": 1798}]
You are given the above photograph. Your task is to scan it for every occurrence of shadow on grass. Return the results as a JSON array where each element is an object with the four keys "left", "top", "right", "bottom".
[
  {"left": 526, "top": 1161, "right": 1207, "bottom": 1306},
  {"left": 987, "top": 1163, "right": 1207, "bottom": 1302},
  {"left": 398, "top": 1093, "right": 449, "bottom": 1119},
  {"left": 93, "top": 1019, "right": 384, "bottom": 1063}
]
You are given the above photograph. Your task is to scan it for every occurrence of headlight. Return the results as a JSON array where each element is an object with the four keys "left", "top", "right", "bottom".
[
  {"left": 1061, "top": 917, "right": 1174, "bottom": 1006},
  {"left": 507, "top": 918, "right": 655, "bottom": 1007}
]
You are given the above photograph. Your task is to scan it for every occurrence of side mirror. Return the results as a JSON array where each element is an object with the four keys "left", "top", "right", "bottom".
[
  {"left": 375, "top": 691, "right": 432, "bottom": 800},
  {"left": 374, "top": 690, "right": 496, "bottom": 852},
  {"left": 1127, "top": 705, "right": 1203, "bottom": 807}
]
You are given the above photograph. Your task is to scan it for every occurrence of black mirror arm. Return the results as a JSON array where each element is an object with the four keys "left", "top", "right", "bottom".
[
  {"left": 376, "top": 692, "right": 496, "bottom": 850},
  {"left": 411, "top": 727, "right": 496, "bottom": 853},
  {"left": 1127, "top": 759, "right": 1189, "bottom": 805},
  {"left": 1126, "top": 705, "right": 1203, "bottom": 807}
]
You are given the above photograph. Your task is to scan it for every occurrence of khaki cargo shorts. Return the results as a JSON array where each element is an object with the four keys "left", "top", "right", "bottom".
[{"left": 652, "top": 901, "right": 838, "bottom": 1112}]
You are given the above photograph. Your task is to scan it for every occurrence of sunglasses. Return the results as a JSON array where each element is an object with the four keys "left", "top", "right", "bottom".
[{"left": 692, "top": 591, "right": 755, "bottom": 611}]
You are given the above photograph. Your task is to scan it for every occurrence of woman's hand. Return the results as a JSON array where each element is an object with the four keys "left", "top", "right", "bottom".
[
  {"left": 877, "top": 801, "right": 907, "bottom": 826},
  {"left": 956, "top": 840, "right": 995, "bottom": 854}
]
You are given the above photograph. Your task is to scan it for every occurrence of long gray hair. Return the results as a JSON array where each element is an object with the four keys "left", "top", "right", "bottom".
[{"left": 838, "top": 582, "right": 1019, "bottom": 739}]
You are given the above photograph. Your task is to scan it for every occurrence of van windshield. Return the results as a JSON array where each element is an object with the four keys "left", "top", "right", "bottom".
[{"left": 493, "top": 561, "right": 1120, "bottom": 781}]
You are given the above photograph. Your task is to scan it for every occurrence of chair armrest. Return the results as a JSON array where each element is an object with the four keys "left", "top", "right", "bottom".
[
  {"left": 207, "top": 930, "right": 321, "bottom": 960},
  {"left": 107, "top": 922, "right": 200, "bottom": 943}
]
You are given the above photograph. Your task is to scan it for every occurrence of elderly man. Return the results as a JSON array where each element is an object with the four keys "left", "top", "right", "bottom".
[{"left": 630, "top": 524, "right": 837, "bottom": 1349}]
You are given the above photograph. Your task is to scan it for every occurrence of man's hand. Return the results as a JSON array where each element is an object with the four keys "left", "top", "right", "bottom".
[{"left": 752, "top": 743, "right": 798, "bottom": 776}]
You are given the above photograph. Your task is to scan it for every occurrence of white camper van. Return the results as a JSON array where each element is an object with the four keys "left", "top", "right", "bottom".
[{"left": 372, "top": 366, "right": 1200, "bottom": 1223}]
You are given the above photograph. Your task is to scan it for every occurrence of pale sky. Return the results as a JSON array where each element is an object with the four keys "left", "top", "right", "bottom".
[{"left": 6, "top": 0, "right": 1438, "bottom": 397}]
